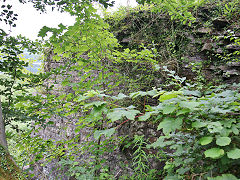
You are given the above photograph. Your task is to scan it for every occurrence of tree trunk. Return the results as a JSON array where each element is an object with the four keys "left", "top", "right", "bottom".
[
  {"left": 0, "top": 97, "right": 8, "bottom": 149},
  {"left": 0, "top": 98, "right": 26, "bottom": 179}
]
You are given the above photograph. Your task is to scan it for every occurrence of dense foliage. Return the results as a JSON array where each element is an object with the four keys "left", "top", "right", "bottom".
[{"left": 0, "top": 0, "right": 240, "bottom": 179}]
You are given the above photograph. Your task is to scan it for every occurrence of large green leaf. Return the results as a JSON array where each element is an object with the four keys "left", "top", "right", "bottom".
[
  {"left": 107, "top": 108, "right": 140, "bottom": 122},
  {"left": 216, "top": 137, "right": 231, "bottom": 146},
  {"left": 107, "top": 109, "right": 124, "bottom": 122},
  {"left": 176, "top": 108, "right": 190, "bottom": 115},
  {"left": 147, "top": 136, "right": 174, "bottom": 149},
  {"left": 94, "top": 128, "right": 116, "bottom": 139},
  {"left": 84, "top": 101, "right": 106, "bottom": 108},
  {"left": 162, "top": 105, "right": 177, "bottom": 114},
  {"left": 183, "top": 89, "right": 201, "bottom": 97},
  {"left": 207, "top": 121, "right": 223, "bottom": 133},
  {"left": 157, "top": 116, "right": 183, "bottom": 135},
  {"left": 179, "top": 101, "right": 200, "bottom": 110},
  {"left": 199, "top": 136, "right": 213, "bottom": 145},
  {"left": 112, "top": 93, "right": 128, "bottom": 100},
  {"left": 130, "top": 91, "right": 147, "bottom": 98},
  {"left": 217, "top": 90, "right": 235, "bottom": 97},
  {"left": 231, "top": 125, "right": 239, "bottom": 135},
  {"left": 124, "top": 109, "right": 140, "bottom": 120},
  {"left": 159, "top": 91, "right": 182, "bottom": 102},
  {"left": 192, "top": 121, "right": 207, "bottom": 128},
  {"left": 139, "top": 112, "right": 151, "bottom": 121},
  {"left": 147, "top": 136, "right": 165, "bottom": 148},
  {"left": 211, "top": 107, "right": 231, "bottom": 114},
  {"left": 138, "top": 111, "right": 158, "bottom": 121},
  {"left": 227, "top": 148, "right": 240, "bottom": 159},
  {"left": 204, "top": 148, "right": 224, "bottom": 159},
  {"left": 130, "top": 89, "right": 159, "bottom": 98}
]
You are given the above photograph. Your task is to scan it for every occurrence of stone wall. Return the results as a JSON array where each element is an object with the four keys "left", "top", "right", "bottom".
[
  {"left": 31, "top": 5, "right": 240, "bottom": 179},
  {"left": 31, "top": 54, "right": 136, "bottom": 179},
  {"left": 107, "top": 7, "right": 240, "bottom": 85}
]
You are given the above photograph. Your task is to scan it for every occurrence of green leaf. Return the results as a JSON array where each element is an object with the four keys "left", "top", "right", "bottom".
[
  {"left": 207, "top": 121, "right": 223, "bottom": 133},
  {"left": 79, "top": 45, "right": 89, "bottom": 52},
  {"left": 139, "top": 112, "right": 151, "bottom": 121},
  {"left": 84, "top": 101, "right": 106, "bottom": 108},
  {"left": 73, "top": 162, "right": 79, "bottom": 166},
  {"left": 147, "top": 136, "right": 174, "bottom": 149},
  {"left": 231, "top": 125, "right": 239, "bottom": 135},
  {"left": 163, "top": 175, "right": 179, "bottom": 180},
  {"left": 107, "top": 109, "right": 124, "bottom": 122},
  {"left": 162, "top": 105, "right": 177, "bottom": 114},
  {"left": 211, "top": 107, "right": 230, "bottom": 114},
  {"left": 107, "top": 108, "right": 140, "bottom": 122},
  {"left": 208, "top": 174, "right": 239, "bottom": 180},
  {"left": 76, "top": 95, "right": 87, "bottom": 102},
  {"left": 125, "top": 109, "right": 140, "bottom": 120},
  {"left": 47, "top": 121, "right": 54, "bottom": 125},
  {"left": 112, "top": 93, "right": 128, "bottom": 100},
  {"left": 159, "top": 91, "right": 182, "bottom": 102},
  {"left": 192, "top": 121, "right": 207, "bottom": 128},
  {"left": 183, "top": 90, "right": 201, "bottom": 97},
  {"left": 138, "top": 111, "right": 158, "bottom": 121},
  {"left": 146, "top": 89, "right": 158, "bottom": 96},
  {"left": 217, "top": 90, "right": 234, "bottom": 97},
  {"left": 204, "top": 148, "right": 224, "bottom": 159},
  {"left": 130, "top": 91, "right": 147, "bottom": 98},
  {"left": 227, "top": 148, "right": 240, "bottom": 159},
  {"left": 62, "top": 79, "right": 70, "bottom": 86},
  {"left": 77, "top": 60, "right": 84, "bottom": 66},
  {"left": 94, "top": 128, "right": 116, "bottom": 139},
  {"left": 157, "top": 116, "right": 183, "bottom": 135},
  {"left": 38, "top": 26, "right": 51, "bottom": 38},
  {"left": 216, "top": 137, "right": 231, "bottom": 146},
  {"left": 199, "top": 136, "right": 213, "bottom": 145},
  {"left": 177, "top": 167, "right": 190, "bottom": 175},
  {"left": 147, "top": 136, "right": 165, "bottom": 148},
  {"left": 179, "top": 101, "right": 200, "bottom": 110},
  {"left": 176, "top": 108, "right": 190, "bottom": 115}
]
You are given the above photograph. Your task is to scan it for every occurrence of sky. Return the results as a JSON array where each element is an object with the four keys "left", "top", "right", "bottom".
[{"left": 2, "top": 0, "right": 138, "bottom": 40}]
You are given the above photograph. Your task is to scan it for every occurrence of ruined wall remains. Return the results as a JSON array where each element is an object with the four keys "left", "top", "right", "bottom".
[
  {"left": 31, "top": 6, "right": 240, "bottom": 179},
  {"left": 31, "top": 53, "right": 137, "bottom": 179}
]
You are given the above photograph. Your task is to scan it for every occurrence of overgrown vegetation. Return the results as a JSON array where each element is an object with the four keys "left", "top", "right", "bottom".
[{"left": 0, "top": 0, "right": 240, "bottom": 179}]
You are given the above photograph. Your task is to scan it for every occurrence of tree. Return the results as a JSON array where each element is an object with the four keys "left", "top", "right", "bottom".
[
  {"left": 0, "top": 0, "right": 117, "bottom": 178},
  {"left": 0, "top": 98, "right": 7, "bottom": 149}
]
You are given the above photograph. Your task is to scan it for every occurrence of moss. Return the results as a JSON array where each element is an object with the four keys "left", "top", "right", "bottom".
[{"left": 0, "top": 145, "right": 26, "bottom": 180}]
